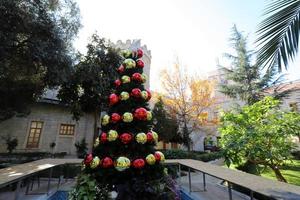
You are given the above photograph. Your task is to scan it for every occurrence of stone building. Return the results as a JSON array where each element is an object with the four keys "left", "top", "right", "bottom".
[{"left": 0, "top": 40, "right": 151, "bottom": 155}]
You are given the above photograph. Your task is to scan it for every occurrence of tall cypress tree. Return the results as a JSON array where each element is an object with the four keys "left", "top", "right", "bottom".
[{"left": 80, "top": 49, "right": 176, "bottom": 200}]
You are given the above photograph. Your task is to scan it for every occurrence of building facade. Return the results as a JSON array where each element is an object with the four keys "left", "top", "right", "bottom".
[{"left": 0, "top": 40, "right": 151, "bottom": 155}]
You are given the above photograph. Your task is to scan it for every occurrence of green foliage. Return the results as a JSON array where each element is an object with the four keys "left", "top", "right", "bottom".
[
  {"left": 58, "top": 34, "right": 121, "bottom": 121},
  {"left": 219, "top": 25, "right": 287, "bottom": 105},
  {"left": 220, "top": 96, "right": 300, "bottom": 182},
  {"left": 0, "top": 0, "right": 81, "bottom": 121},
  {"left": 2, "top": 136, "right": 18, "bottom": 153},
  {"left": 152, "top": 97, "right": 181, "bottom": 143},
  {"left": 75, "top": 138, "right": 88, "bottom": 159},
  {"left": 257, "top": 0, "right": 300, "bottom": 71},
  {"left": 160, "top": 149, "right": 223, "bottom": 162},
  {"left": 69, "top": 173, "right": 111, "bottom": 200}
]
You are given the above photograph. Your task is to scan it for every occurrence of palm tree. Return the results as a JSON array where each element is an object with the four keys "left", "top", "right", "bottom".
[{"left": 256, "top": 0, "right": 300, "bottom": 71}]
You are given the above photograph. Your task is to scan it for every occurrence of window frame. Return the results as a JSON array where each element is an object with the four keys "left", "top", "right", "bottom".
[
  {"left": 59, "top": 123, "right": 75, "bottom": 136},
  {"left": 26, "top": 121, "right": 44, "bottom": 149}
]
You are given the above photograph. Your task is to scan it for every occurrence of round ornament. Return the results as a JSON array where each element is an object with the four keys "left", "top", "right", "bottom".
[
  {"left": 136, "top": 48, "right": 143, "bottom": 58},
  {"left": 146, "top": 90, "right": 152, "bottom": 100},
  {"left": 90, "top": 156, "right": 100, "bottom": 169},
  {"left": 101, "top": 115, "right": 110, "bottom": 126},
  {"left": 141, "top": 73, "right": 147, "bottom": 83},
  {"left": 120, "top": 133, "right": 132, "bottom": 144},
  {"left": 123, "top": 58, "right": 136, "bottom": 69},
  {"left": 131, "top": 73, "right": 142, "bottom": 82},
  {"left": 120, "top": 91, "right": 130, "bottom": 101},
  {"left": 117, "top": 65, "right": 125, "bottom": 73},
  {"left": 146, "top": 111, "right": 152, "bottom": 121},
  {"left": 114, "top": 79, "right": 121, "bottom": 87},
  {"left": 109, "top": 93, "right": 119, "bottom": 105},
  {"left": 151, "top": 131, "right": 158, "bottom": 142},
  {"left": 108, "top": 130, "right": 118, "bottom": 141},
  {"left": 94, "top": 137, "right": 100, "bottom": 147},
  {"left": 111, "top": 113, "right": 121, "bottom": 123},
  {"left": 134, "top": 107, "right": 148, "bottom": 120},
  {"left": 136, "top": 132, "right": 147, "bottom": 144},
  {"left": 102, "top": 157, "right": 113, "bottom": 168},
  {"left": 123, "top": 112, "right": 133, "bottom": 123},
  {"left": 131, "top": 88, "right": 141, "bottom": 98},
  {"left": 121, "top": 75, "right": 130, "bottom": 83},
  {"left": 115, "top": 157, "right": 131, "bottom": 171},
  {"left": 154, "top": 151, "right": 165, "bottom": 163},
  {"left": 146, "top": 154, "right": 156, "bottom": 165},
  {"left": 136, "top": 59, "right": 144, "bottom": 68},
  {"left": 100, "top": 132, "right": 108, "bottom": 143},
  {"left": 132, "top": 159, "right": 145, "bottom": 169},
  {"left": 140, "top": 91, "right": 148, "bottom": 100},
  {"left": 84, "top": 153, "right": 93, "bottom": 166},
  {"left": 121, "top": 49, "right": 132, "bottom": 58},
  {"left": 146, "top": 132, "right": 154, "bottom": 142}
]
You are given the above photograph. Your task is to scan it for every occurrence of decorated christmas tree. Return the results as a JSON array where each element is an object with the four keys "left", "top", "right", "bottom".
[{"left": 80, "top": 48, "right": 177, "bottom": 200}]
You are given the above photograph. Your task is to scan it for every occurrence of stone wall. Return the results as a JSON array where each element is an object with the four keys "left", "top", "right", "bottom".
[{"left": 0, "top": 103, "right": 95, "bottom": 155}]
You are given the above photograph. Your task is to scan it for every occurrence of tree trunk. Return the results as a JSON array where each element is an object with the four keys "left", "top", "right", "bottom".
[
  {"left": 183, "top": 122, "right": 190, "bottom": 152},
  {"left": 270, "top": 165, "right": 287, "bottom": 182}
]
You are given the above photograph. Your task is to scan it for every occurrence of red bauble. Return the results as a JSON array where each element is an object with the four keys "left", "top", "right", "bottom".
[
  {"left": 120, "top": 133, "right": 132, "bottom": 144},
  {"left": 84, "top": 153, "right": 93, "bottom": 165},
  {"left": 131, "top": 88, "right": 141, "bottom": 98},
  {"left": 111, "top": 113, "right": 121, "bottom": 123},
  {"left": 100, "top": 132, "right": 108, "bottom": 143},
  {"left": 134, "top": 107, "right": 148, "bottom": 120},
  {"left": 146, "top": 132, "right": 154, "bottom": 142},
  {"left": 114, "top": 79, "right": 121, "bottom": 87},
  {"left": 132, "top": 159, "right": 145, "bottom": 169},
  {"left": 117, "top": 65, "right": 125, "bottom": 73},
  {"left": 102, "top": 157, "right": 113, "bottom": 168},
  {"left": 154, "top": 152, "right": 161, "bottom": 162},
  {"left": 109, "top": 93, "right": 119, "bottom": 105},
  {"left": 131, "top": 73, "right": 142, "bottom": 82},
  {"left": 146, "top": 90, "right": 152, "bottom": 100},
  {"left": 136, "top": 60, "right": 144, "bottom": 68},
  {"left": 137, "top": 48, "right": 143, "bottom": 58}
]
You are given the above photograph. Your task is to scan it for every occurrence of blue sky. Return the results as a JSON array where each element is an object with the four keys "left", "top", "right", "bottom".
[{"left": 74, "top": 0, "right": 300, "bottom": 91}]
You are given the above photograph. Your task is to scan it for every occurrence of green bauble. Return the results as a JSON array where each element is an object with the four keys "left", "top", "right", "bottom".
[
  {"left": 123, "top": 58, "right": 136, "bottom": 69},
  {"left": 136, "top": 132, "right": 147, "bottom": 144},
  {"left": 141, "top": 73, "right": 147, "bottom": 83},
  {"left": 146, "top": 154, "right": 156, "bottom": 165},
  {"left": 152, "top": 131, "right": 158, "bottom": 143},
  {"left": 121, "top": 49, "right": 132, "bottom": 58},
  {"left": 141, "top": 91, "right": 148, "bottom": 100},
  {"left": 120, "top": 91, "right": 130, "bottom": 101},
  {"left": 108, "top": 130, "right": 118, "bottom": 141},
  {"left": 121, "top": 75, "right": 131, "bottom": 83},
  {"left": 115, "top": 157, "right": 131, "bottom": 171},
  {"left": 146, "top": 111, "right": 152, "bottom": 120},
  {"left": 90, "top": 156, "right": 100, "bottom": 169},
  {"left": 123, "top": 112, "right": 133, "bottom": 123},
  {"left": 101, "top": 115, "right": 110, "bottom": 126}
]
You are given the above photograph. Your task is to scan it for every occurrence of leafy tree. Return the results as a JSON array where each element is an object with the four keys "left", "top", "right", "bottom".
[
  {"left": 152, "top": 97, "right": 181, "bottom": 143},
  {"left": 58, "top": 34, "right": 121, "bottom": 139},
  {"left": 220, "top": 97, "right": 300, "bottom": 182},
  {"left": 75, "top": 138, "right": 88, "bottom": 159},
  {"left": 256, "top": 0, "right": 300, "bottom": 71},
  {"left": 0, "top": 0, "right": 81, "bottom": 121},
  {"left": 1, "top": 135, "right": 18, "bottom": 153},
  {"left": 219, "top": 25, "right": 287, "bottom": 105},
  {"left": 161, "top": 62, "right": 217, "bottom": 151}
]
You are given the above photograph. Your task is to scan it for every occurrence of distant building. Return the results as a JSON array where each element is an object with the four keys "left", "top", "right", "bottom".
[{"left": 0, "top": 40, "right": 151, "bottom": 155}]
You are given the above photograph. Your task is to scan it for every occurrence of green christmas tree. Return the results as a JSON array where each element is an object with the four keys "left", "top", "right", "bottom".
[{"left": 81, "top": 48, "right": 176, "bottom": 200}]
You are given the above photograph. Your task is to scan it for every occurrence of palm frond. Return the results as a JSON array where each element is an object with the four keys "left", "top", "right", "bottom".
[{"left": 256, "top": 0, "right": 300, "bottom": 71}]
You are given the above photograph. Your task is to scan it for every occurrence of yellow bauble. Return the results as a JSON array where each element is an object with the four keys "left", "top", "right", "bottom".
[
  {"left": 108, "top": 130, "right": 118, "bottom": 141},
  {"left": 151, "top": 131, "right": 158, "bottom": 142},
  {"left": 141, "top": 73, "right": 147, "bottom": 83},
  {"left": 90, "top": 156, "right": 100, "bottom": 169},
  {"left": 141, "top": 91, "right": 148, "bottom": 100},
  {"left": 123, "top": 112, "right": 133, "bottom": 123},
  {"left": 146, "top": 154, "right": 156, "bottom": 165},
  {"left": 120, "top": 91, "right": 130, "bottom": 101},
  {"left": 121, "top": 49, "right": 132, "bottom": 58},
  {"left": 94, "top": 137, "right": 100, "bottom": 147},
  {"left": 155, "top": 151, "right": 165, "bottom": 163},
  {"left": 146, "top": 111, "right": 152, "bottom": 121},
  {"left": 136, "top": 132, "right": 147, "bottom": 144},
  {"left": 121, "top": 75, "right": 131, "bottom": 83},
  {"left": 123, "top": 58, "right": 136, "bottom": 69},
  {"left": 115, "top": 157, "right": 131, "bottom": 171},
  {"left": 101, "top": 115, "right": 110, "bottom": 126}
]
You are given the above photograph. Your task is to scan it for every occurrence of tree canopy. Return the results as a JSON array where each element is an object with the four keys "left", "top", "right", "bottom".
[
  {"left": 0, "top": 0, "right": 81, "bottom": 121},
  {"left": 220, "top": 97, "right": 300, "bottom": 182}
]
